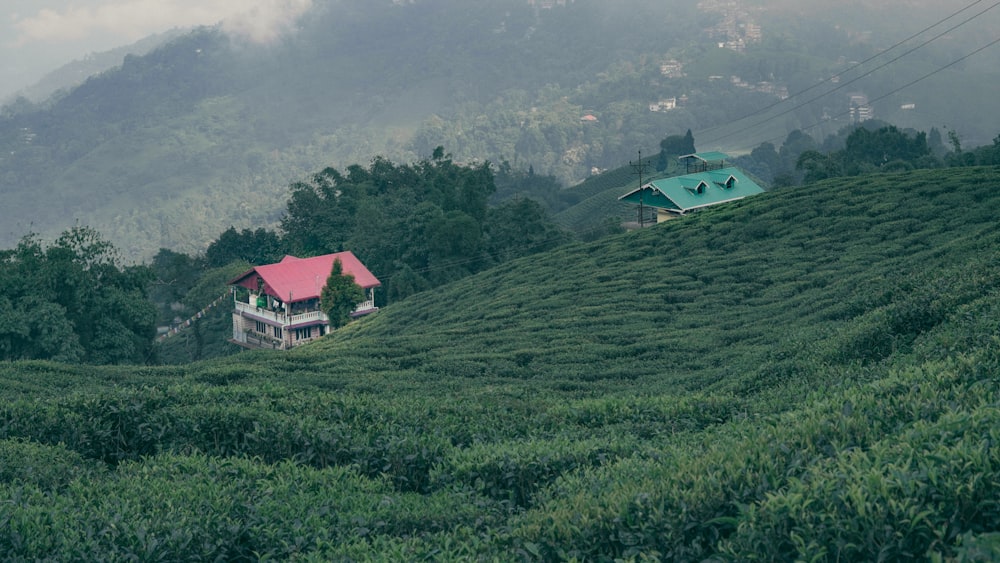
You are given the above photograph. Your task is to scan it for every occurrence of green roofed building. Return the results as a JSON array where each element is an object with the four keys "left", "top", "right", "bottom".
[
  {"left": 679, "top": 151, "right": 730, "bottom": 173},
  {"left": 619, "top": 152, "right": 765, "bottom": 223}
]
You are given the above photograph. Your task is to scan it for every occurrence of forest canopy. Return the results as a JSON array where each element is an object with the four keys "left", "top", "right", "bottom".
[
  {"left": 0, "top": 227, "right": 156, "bottom": 364},
  {"left": 148, "top": 149, "right": 573, "bottom": 363},
  {"left": 279, "top": 149, "right": 571, "bottom": 302}
]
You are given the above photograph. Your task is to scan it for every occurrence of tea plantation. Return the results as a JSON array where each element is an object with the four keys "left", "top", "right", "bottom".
[{"left": 2, "top": 166, "right": 1000, "bottom": 560}]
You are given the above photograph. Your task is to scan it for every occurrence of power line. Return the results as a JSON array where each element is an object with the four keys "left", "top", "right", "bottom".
[
  {"left": 696, "top": 0, "right": 989, "bottom": 141},
  {"left": 201, "top": 9, "right": 1000, "bottom": 303},
  {"left": 629, "top": 151, "right": 652, "bottom": 227},
  {"left": 765, "top": 34, "right": 1000, "bottom": 146},
  {"left": 697, "top": 0, "right": 1000, "bottom": 148}
]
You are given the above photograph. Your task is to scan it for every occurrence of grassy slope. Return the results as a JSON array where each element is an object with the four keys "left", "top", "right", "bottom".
[
  {"left": 554, "top": 159, "right": 688, "bottom": 236},
  {"left": 1, "top": 167, "right": 1000, "bottom": 559}
]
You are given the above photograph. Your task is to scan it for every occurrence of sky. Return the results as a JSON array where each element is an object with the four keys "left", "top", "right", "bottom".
[{"left": 1, "top": 0, "right": 314, "bottom": 101}]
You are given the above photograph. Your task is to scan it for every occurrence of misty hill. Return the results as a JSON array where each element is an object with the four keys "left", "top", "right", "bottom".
[
  {"left": 1, "top": 165, "right": 1000, "bottom": 558},
  {"left": 1, "top": 0, "right": 998, "bottom": 260},
  {"left": 7, "top": 30, "right": 186, "bottom": 105}
]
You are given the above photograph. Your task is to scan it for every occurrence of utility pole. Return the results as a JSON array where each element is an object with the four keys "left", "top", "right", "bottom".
[{"left": 630, "top": 150, "right": 651, "bottom": 228}]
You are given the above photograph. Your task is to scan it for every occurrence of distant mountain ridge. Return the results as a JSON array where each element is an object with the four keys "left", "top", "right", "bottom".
[
  {"left": 5, "top": 30, "right": 186, "bottom": 106},
  {"left": 1, "top": 0, "right": 996, "bottom": 260}
]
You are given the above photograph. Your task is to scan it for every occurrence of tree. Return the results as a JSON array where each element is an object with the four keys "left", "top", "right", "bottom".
[
  {"left": 656, "top": 129, "right": 697, "bottom": 171},
  {"left": 320, "top": 259, "right": 365, "bottom": 330},
  {"left": 205, "top": 226, "right": 284, "bottom": 268},
  {"left": 841, "top": 125, "right": 929, "bottom": 173},
  {"left": 281, "top": 167, "right": 361, "bottom": 256},
  {"left": 484, "top": 198, "right": 571, "bottom": 263},
  {"left": 779, "top": 130, "right": 817, "bottom": 169},
  {"left": 492, "top": 160, "right": 570, "bottom": 213},
  {"left": 0, "top": 227, "right": 156, "bottom": 364},
  {"left": 928, "top": 127, "right": 947, "bottom": 157},
  {"left": 750, "top": 142, "right": 780, "bottom": 173},
  {"left": 796, "top": 150, "right": 842, "bottom": 184},
  {"left": 149, "top": 248, "right": 203, "bottom": 326}
]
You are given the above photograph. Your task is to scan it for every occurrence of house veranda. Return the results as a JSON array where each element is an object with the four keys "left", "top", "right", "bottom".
[{"left": 229, "top": 252, "right": 380, "bottom": 350}]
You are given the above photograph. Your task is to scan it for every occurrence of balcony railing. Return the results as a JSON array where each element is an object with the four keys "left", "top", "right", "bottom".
[
  {"left": 352, "top": 300, "right": 378, "bottom": 316},
  {"left": 235, "top": 301, "right": 289, "bottom": 324},
  {"left": 235, "top": 299, "right": 378, "bottom": 324}
]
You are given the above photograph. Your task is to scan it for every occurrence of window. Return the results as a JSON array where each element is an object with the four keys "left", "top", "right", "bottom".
[
  {"left": 295, "top": 326, "right": 313, "bottom": 340},
  {"left": 255, "top": 320, "right": 267, "bottom": 333},
  {"left": 273, "top": 326, "right": 283, "bottom": 338}
]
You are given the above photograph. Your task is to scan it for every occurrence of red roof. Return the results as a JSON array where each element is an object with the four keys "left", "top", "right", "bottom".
[{"left": 229, "top": 251, "right": 380, "bottom": 303}]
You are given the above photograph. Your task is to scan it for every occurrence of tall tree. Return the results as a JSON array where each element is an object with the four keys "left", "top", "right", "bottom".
[
  {"left": 282, "top": 167, "right": 361, "bottom": 256},
  {"left": 841, "top": 125, "right": 929, "bottom": 173},
  {"left": 484, "top": 198, "right": 572, "bottom": 263},
  {"left": 283, "top": 151, "right": 495, "bottom": 302},
  {"left": 320, "top": 259, "right": 365, "bottom": 330},
  {"left": 205, "top": 227, "right": 284, "bottom": 268},
  {"left": 0, "top": 227, "right": 156, "bottom": 364},
  {"left": 657, "top": 129, "right": 697, "bottom": 171}
]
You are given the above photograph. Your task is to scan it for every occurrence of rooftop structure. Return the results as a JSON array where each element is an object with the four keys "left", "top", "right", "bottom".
[
  {"left": 619, "top": 153, "right": 765, "bottom": 222},
  {"left": 228, "top": 252, "right": 380, "bottom": 350}
]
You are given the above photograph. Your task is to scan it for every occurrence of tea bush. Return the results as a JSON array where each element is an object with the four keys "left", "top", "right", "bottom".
[{"left": 1, "top": 166, "right": 1000, "bottom": 558}]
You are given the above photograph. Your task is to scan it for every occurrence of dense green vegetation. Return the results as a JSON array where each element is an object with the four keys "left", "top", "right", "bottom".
[
  {"left": 2, "top": 0, "right": 997, "bottom": 259},
  {"left": 320, "top": 259, "right": 365, "bottom": 329},
  {"left": 0, "top": 227, "right": 156, "bottom": 364},
  {"left": 151, "top": 151, "right": 572, "bottom": 363},
  {"left": 2, "top": 166, "right": 1000, "bottom": 558},
  {"left": 738, "top": 123, "right": 1000, "bottom": 191},
  {"left": 282, "top": 151, "right": 571, "bottom": 300}
]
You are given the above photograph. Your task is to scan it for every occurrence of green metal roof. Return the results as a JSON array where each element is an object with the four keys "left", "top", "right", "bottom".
[
  {"left": 680, "top": 151, "right": 730, "bottom": 163},
  {"left": 618, "top": 167, "right": 764, "bottom": 214}
]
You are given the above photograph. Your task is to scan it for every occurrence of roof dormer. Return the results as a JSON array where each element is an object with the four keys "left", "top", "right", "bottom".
[
  {"left": 715, "top": 175, "right": 737, "bottom": 189},
  {"left": 682, "top": 180, "right": 709, "bottom": 195}
]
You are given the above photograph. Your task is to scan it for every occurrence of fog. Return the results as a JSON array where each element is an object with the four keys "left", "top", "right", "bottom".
[{"left": 1, "top": 0, "right": 313, "bottom": 101}]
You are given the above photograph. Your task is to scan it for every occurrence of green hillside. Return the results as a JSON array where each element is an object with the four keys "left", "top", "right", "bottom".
[
  {"left": 554, "top": 157, "right": 691, "bottom": 237},
  {"left": 2, "top": 167, "right": 1000, "bottom": 559},
  {"left": 4, "top": 0, "right": 999, "bottom": 260}
]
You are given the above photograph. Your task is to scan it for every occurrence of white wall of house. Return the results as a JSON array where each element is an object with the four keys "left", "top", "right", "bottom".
[{"left": 231, "top": 289, "right": 379, "bottom": 351}]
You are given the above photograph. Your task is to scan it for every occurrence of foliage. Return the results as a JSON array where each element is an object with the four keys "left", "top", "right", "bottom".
[
  {"left": 3, "top": 167, "right": 1000, "bottom": 558},
  {"left": 281, "top": 151, "right": 568, "bottom": 304},
  {"left": 0, "top": 227, "right": 156, "bottom": 364},
  {"left": 204, "top": 226, "right": 284, "bottom": 269},
  {"left": 492, "top": 161, "right": 579, "bottom": 214},
  {"left": 154, "top": 260, "right": 249, "bottom": 365},
  {"left": 148, "top": 248, "right": 202, "bottom": 323},
  {"left": 4, "top": 0, "right": 999, "bottom": 260},
  {"left": 320, "top": 259, "right": 365, "bottom": 329},
  {"left": 485, "top": 197, "right": 574, "bottom": 263},
  {"left": 656, "top": 129, "right": 696, "bottom": 171},
  {"left": 739, "top": 123, "right": 995, "bottom": 186}
]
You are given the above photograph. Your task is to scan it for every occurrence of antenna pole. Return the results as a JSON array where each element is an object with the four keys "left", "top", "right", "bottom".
[{"left": 630, "top": 150, "right": 651, "bottom": 227}]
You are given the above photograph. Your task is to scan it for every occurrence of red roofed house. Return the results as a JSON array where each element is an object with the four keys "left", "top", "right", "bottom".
[{"left": 229, "top": 251, "right": 380, "bottom": 350}]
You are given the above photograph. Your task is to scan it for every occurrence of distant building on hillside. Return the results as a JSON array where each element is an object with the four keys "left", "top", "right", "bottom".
[
  {"left": 618, "top": 152, "right": 765, "bottom": 224},
  {"left": 660, "top": 59, "right": 685, "bottom": 78},
  {"left": 228, "top": 252, "right": 380, "bottom": 350},
  {"left": 849, "top": 93, "right": 874, "bottom": 123},
  {"left": 649, "top": 97, "right": 678, "bottom": 112}
]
